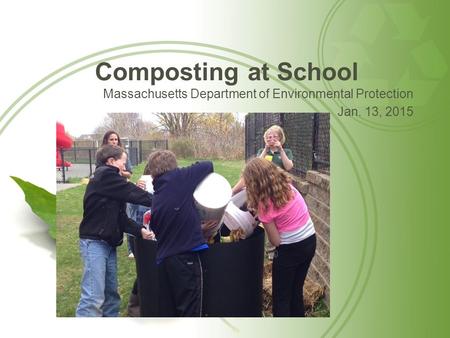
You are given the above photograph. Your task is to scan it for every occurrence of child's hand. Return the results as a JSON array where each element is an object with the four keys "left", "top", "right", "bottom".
[
  {"left": 201, "top": 220, "right": 220, "bottom": 241},
  {"left": 119, "top": 171, "right": 132, "bottom": 181},
  {"left": 136, "top": 179, "right": 146, "bottom": 190},
  {"left": 201, "top": 220, "right": 218, "bottom": 231},
  {"left": 274, "top": 140, "right": 282, "bottom": 150},
  {"left": 141, "top": 228, "right": 155, "bottom": 240}
]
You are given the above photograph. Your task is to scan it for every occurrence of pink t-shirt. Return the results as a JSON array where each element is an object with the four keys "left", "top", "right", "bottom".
[{"left": 258, "top": 185, "right": 310, "bottom": 233}]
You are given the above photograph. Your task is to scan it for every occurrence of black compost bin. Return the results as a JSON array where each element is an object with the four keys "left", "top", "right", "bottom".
[
  {"left": 134, "top": 226, "right": 265, "bottom": 317},
  {"left": 203, "top": 225, "right": 265, "bottom": 317},
  {"left": 133, "top": 237, "right": 159, "bottom": 316}
]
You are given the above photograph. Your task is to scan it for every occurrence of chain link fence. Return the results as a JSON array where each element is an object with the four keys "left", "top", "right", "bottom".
[
  {"left": 57, "top": 139, "right": 168, "bottom": 183},
  {"left": 245, "top": 113, "right": 330, "bottom": 176}
]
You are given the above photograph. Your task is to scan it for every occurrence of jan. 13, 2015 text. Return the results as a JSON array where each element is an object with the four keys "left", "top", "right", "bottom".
[{"left": 338, "top": 106, "right": 414, "bottom": 117}]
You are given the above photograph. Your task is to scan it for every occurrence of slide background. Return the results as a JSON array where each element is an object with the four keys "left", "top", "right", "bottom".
[{"left": 0, "top": 0, "right": 448, "bottom": 337}]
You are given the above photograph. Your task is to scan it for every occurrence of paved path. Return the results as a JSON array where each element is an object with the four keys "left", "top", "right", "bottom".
[
  {"left": 57, "top": 163, "right": 95, "bottom": 179},
  {"left": 57, "top": 183, "right": 81, "bottom": 192}
]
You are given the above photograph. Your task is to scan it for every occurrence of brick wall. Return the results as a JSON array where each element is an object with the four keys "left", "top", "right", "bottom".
[{"left": 295, "top": 170, "right": 330, "bottom": 306}]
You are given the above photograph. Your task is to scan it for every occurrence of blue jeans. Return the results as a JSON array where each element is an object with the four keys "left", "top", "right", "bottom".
[{"left": 76, "top": 239, "right": 120, "bottom": 317}]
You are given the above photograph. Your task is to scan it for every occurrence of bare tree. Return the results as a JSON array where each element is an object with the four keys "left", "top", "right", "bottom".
[
  {"left": 155, "top": 113, "right": 202, "bottom": 137},
  {"left": 193, "top": 113, "right": 244, "bottom": 159},
  {"left": 93, "top": 113, "right": 157, "bottom": 139},
  {"left": 166, "top": 113, "right": 244, "bottom": 160}
]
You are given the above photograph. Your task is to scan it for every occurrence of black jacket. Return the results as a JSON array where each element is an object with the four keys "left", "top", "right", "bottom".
[{"left": 79, "top": 165, "right": 152, "bottom": 246}]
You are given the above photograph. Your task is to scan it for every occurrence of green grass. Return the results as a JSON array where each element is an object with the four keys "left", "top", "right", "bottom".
[
  {"left": 56, "top": 158, "right": 244, "bottom": 317},
  {"left": 309, "top": 298, "right": 330, "bottom": 317},
  {"left": 130, "top": 158, "right": 243, "bottom": 186},
  {"left": 65, "top": 177, "right": 84, "bottom": 184}
]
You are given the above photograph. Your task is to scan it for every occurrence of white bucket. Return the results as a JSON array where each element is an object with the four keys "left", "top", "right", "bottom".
[
  {"left": 193, "top": 172, "right": 232, "bottom": 221},
  {"left": 223, "top": 190, "right": 257, "bottom": 239},
  {"left": 139, "top": 175, "right": 154, "bottom": 193}
]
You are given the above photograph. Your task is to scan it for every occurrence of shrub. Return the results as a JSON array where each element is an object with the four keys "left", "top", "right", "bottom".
[{"left": 169, "top": 137, "right": 195, "bottom": 158}]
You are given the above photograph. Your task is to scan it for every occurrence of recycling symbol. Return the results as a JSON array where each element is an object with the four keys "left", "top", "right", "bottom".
[{"left": 323, "top": 1, "right": 447, "bottom": 119}]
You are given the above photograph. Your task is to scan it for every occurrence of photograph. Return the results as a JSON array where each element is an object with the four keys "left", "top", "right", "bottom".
[{"left": 56, "top": 112, "right": 330, "bottom": 317}]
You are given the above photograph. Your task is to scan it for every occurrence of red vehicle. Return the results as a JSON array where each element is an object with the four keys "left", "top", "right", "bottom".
[{"left": 56, "top": 122, "right": 73, "bottom": 169}]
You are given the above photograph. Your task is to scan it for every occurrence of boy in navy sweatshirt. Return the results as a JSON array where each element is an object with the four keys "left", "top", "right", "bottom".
[{"left": 147, "top": 150, "right": 213, "bottom": 316}]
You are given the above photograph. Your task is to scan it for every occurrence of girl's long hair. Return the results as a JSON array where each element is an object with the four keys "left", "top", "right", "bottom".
[{"left": 243, "top": 158, "right": 292, "bottom": 212}]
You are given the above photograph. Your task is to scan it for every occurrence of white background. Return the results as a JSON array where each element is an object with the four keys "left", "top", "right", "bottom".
[
  {"left": 0, "top": 1, "right": 328, "bottom": 336},
  {"left": 0, "top": 1, "right": 259, "bottom": 336}
]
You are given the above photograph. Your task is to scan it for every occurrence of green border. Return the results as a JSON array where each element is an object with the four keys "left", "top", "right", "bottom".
[{"left": 318, "top": 0, "right": 433, "bottom": 132}]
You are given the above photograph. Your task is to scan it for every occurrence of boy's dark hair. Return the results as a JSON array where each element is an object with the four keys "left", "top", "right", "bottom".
[
  {"left": 96, "top": 144, "right": 124, "bottom": 165},
  {"left": 147, "top": 150, "right": 177, "bottom": 178}
]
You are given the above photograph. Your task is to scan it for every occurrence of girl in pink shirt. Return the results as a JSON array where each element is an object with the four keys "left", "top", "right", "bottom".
[{"left": 243, "top": 158, "right": 316, "bottom": 317}]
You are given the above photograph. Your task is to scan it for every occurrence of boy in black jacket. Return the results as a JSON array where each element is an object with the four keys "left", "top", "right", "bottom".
[
  {"left": 76, "top": 145, "right": 154, "bottom": 317},
  {"left": 148, "top": 150, "right": 213, "bottom": 316}
]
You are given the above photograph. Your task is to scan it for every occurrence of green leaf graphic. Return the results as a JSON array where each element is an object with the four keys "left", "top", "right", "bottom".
[{"left": 10, "top": 176, "right": 56, "bottom": 240}]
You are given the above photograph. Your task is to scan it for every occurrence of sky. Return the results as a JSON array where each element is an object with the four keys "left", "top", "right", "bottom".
[
  {"left": 57, "top": 112, "right": 156, "bottom": 138},
  {"left": 58, "top": 112, "right": 246, "bottom": 138},
  {"left": 57, "top": 113, "right": 106, "bottom": 137}
]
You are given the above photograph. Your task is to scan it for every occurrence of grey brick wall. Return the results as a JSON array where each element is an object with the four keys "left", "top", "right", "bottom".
[{"left": 303, "top": 171, "right": 330, "bottom": 306}]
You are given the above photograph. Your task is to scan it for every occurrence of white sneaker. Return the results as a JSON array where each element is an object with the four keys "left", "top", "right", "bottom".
[{"left": 128, "top": 252, "right": 134, "bottom": 259}]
